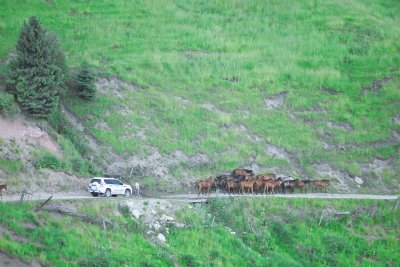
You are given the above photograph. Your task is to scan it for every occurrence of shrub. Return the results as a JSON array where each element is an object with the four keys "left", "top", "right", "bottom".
[
  {"left": 78, "top": 251, "right": 111, "bottom": 267},
  {"left": 76, "top": 62, "right": 96, "bottom": 100},
  {"left": 71, "top": 157, "right": 84, "bottom": 173},
  {"left": 180, "top": 255, "right": 199, "bottom": 267},
  {"left": 33, "top": 152, "right": 60, "bottom": 169},
  {"left": 0, "top": 91, "right": 18, "bottom": 115},
  {"left": 49, "top": 109, "right": 89, "bottom": 155}
]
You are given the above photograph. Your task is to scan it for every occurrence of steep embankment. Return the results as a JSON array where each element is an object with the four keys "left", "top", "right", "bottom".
[
  {"left": 0, "top": 0, "right": 399, "bottom": 193},
  {"left": 0, "top": 197, "right": 398, "bottom": 266},
  {"left": 0, "top": 115, "right": 88, "bottom": 195}
]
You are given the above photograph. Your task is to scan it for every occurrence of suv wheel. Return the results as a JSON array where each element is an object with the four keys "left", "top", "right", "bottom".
[
  {"left": 105, "top": 189, "right": 111, "bottom": 197},
  {"left": 124, "top": 189, "right": 131, "bottom": 197},
  {"left": 91, "top": 192, "right": 99, "bottom": 197}
]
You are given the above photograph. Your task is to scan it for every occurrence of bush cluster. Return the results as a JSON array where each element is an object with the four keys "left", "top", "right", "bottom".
[
  {"left": 49, "top": 109, "right": 88, "bottom": 155},
  {"left": 33, "top": 152, "right": 61, "bottom": 169},
  {"left": 0, "top": 91, "right": 17, "bottom": 115}
]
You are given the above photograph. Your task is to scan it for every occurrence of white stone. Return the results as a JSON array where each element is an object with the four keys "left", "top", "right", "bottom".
[
  {"left": 354, "top": 177, "right": 364, "bottom": 185},
  {"left": 174, "top": 222, "right": 185, "bottom": 228},
  {"left": 131, "top": 209, "right": 141, "bottom": 219},
  {"left": 153, "top": 222, "right": 161, "bottom": 231},
  {"left": 157, "top": 233, "right": 166, "bottom": 243},
  {"left": 160, "top": 214, "right": 174, "bottom": 222}
]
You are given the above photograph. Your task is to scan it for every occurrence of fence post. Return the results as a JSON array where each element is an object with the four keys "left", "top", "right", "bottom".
[{"left": 393, "top": 196, "right": 400, "bottom": 212}]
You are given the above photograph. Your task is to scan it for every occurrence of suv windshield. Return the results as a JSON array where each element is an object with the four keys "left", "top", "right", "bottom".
[{"left": 91, "top": 179, "right": 101, "bottom": 184}]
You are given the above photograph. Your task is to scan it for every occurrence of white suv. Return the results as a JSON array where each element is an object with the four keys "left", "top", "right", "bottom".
[{"left": 88, "top": 177, "right": 132, "bottom": 197}]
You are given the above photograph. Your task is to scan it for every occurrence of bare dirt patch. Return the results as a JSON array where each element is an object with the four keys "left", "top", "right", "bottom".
[
  {"left": 174, "top": 96, "right": 191, "bottom": 106},
  {"left": 201, "top": 103, "right": 230, "bottom": 116},
  {"left": 360, "top": 77, "right": 392, "bottom": 94},
  {"left": 264, "top": 92, "right": 286, "bottom": 109},
  {"left": 116, "top": 105, "right": 133, "bottom": 116},
  {"left": 264, "top": 142, "right": 290, "bottom": 160},
  {"left": 312, "top": 163, "right": 352, "bottom": 192},
  {"left": 321, "top": 86, "right": 341, "bottom": 95},
  {"left": 0, "top": 252, "right": 42, "bottom": 267},
  {"left": 0, "top": 115, "right": 62, "bottom": 158},
  {"left": 394, "top": 114, "right": 400, "bottom": 125},
  {"left": 93, "top": 120, "right": 110, "bottom": 131},
  {"left": 96, "top": 76, "right": 138, "bottom": 98},
  {"left": 326, "top": 121, "right": 353, "bottom": 132},
  {"left": 360, "top": 158, "right": 395, "bottom": 176}
]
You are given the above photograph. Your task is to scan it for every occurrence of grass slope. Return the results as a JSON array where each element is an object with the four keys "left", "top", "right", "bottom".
[
  {"left": 1, "top": 0, "right": 399, "bottom": 189},
  {"left": 205, "top": 197, "right": 400, "bottom": 266},
  {"left": 1, "top": 198, "right": 398, "bottom": 267},
  {"left": 0, "top": 201, "right": 171, "bottom": 267}
]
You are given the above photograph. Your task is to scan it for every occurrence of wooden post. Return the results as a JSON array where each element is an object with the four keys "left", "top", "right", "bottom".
[
  {"left": 19, "top": 189, "right": 27, "bottom": 203},
  {"left": 393, "top": 196, "right": 400, "bottom": 212},
  {"left": 318, "top": 209, "right": 326, "bottom": 227},
  {"left": 34, "top": 196, "right": 53, "bottom": 212}
]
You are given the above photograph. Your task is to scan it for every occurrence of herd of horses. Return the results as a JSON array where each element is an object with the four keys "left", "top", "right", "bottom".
[{"left": 195, "top": 168, "right": 331, "bottom": 197}]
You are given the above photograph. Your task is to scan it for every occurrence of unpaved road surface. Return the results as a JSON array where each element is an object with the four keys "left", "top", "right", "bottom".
[{"left": 2, "top": 192, "right": 398, "bottom": 202}]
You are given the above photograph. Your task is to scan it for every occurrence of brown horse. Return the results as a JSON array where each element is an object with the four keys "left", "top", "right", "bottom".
[
  {"left": 239, "top": 177, "right": 256, "bottom": 194},
  {"left": 226, "top": 180, "right": 240, "bottom": 195},
  {"left": 313, "top": 179, "right": 330, "bottom": 193},
  {"left": 232, "top": 168, "right": 254, "bottom": 179},
  {"left": 196, "top": 177, "right": 215, "bottom": 197},
  {"left": 264, "top": 179, "right": 282, "bottom": 195},
  {"left": 294, "top": 180, "right": 312, "bottom": 193},
  {"left": 253, "top": 175, "right": 267, "bottom": 194}
]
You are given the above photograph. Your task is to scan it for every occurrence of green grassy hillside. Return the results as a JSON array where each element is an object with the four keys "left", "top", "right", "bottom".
[
  {"left": 1, "top": 0, "right": 399, "bottom": 191},
  {"left": 1, "top": 198, "right": 398, "bottom": 266}
]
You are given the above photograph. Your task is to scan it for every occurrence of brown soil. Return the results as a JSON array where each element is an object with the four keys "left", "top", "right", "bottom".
[
  {"left": 0, "top": 116, "right": 62, "bottom": 158},
  {"left": 0, "top": 252, "right": 42, "bottom": 267}
]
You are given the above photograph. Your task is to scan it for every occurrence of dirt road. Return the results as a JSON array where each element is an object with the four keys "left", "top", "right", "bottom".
[{"left": 2, "top": 192, "right": 398, "bottom": 202}]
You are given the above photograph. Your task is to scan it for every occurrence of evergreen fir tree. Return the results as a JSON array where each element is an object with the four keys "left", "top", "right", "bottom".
[
  {"left": 9, "top": 16, "right": 64, "bottom": 119},
  {"left": 76, "top": 61, "right": 96, "bottom": 100}
]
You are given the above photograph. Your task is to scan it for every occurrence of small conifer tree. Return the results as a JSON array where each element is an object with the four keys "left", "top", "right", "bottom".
[
  {"left": 9, "top": 16, "right": 64, "bottom": 119},
  {"left": 76, "top": 62, "right": 96, "bottom": 100}
]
